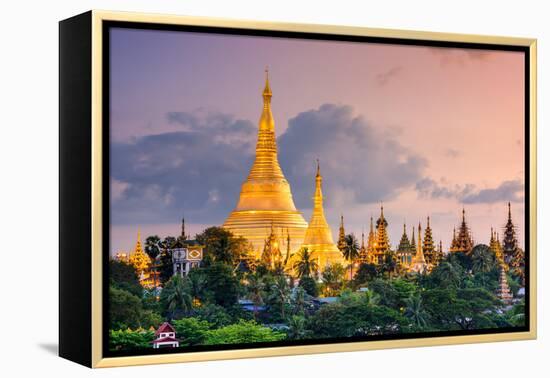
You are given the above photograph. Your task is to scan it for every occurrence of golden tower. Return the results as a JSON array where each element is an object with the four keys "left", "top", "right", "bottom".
[
  {"left": 410, "top": 222, "right": 428, "bottom": 273},
  {"left": 300, "top": 160, "right": 343, "bottom": 268},
  {"left": 223, "top": 71, "right": 308, "bottom": 255},
  {"left": 128, "top": 228, "right": 151, "bottom": 276}
]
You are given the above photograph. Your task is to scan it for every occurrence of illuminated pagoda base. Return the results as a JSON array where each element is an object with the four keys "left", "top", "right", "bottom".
[{"left": 223, "top": 70, "right": 308, "bottom": 256}]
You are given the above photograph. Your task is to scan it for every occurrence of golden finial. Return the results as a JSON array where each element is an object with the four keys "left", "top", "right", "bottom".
[
  {"left": 316, "top": 158, "right": 320, "bottom": 177},
  {"left": 263, "top": 67, "right": 272, "bottom": 99}
]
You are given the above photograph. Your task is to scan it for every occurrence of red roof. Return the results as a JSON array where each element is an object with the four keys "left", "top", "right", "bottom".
[
  {"left": 152, "top": 336, "right": 179, "bottom": 344},
  {"left": 155, "top": 322, "right": 175, "bottom": 336}
]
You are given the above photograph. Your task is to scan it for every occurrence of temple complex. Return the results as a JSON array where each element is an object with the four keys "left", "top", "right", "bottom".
[
  {"left": 300, "top": 161, "right": 343, "bottom": 268},
  {"left": 449, "top": 208, "right": 474, "bottom": 254},
  {"left": 223, "top": 71, "right": 308, "bottom": 255}
]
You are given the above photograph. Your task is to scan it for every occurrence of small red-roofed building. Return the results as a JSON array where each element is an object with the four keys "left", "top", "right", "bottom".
[{"left": 152, "top": 322, "right": 179, "bottom": 349}]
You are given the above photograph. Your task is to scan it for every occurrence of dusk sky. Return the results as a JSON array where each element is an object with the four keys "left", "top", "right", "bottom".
[{"left": 109, "top": 27, "right": 525, "bottom": 255}]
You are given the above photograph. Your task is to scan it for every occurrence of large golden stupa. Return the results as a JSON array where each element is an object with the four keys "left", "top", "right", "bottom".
[
  {"left": 223, "top": 71, "right": 308, "bottom": 254},
  {"left": 300, "top": 161, "right": 344, "bottom": 268}
]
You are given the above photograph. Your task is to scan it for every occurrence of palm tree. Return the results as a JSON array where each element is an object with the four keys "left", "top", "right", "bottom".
[
  {"left": 247, "top": 273, "right": 264, "bottom": 320},
  {"left": 471, "top": 244, "right": 495, "bottom": 274},
  {"left": 321, "top": 263, "right": 346, "bottom": 296},
  {"left": 163, "top": 275, "right": 193, "bottom": 319},
  {"left": 342, "top": 234, "right": 360, "bottom": 280},
  {"left": 435, "top": 261, "right": 461, "bottom": 288},
  {"left": 404, "top": 293, "right": 429, "bottom": 329},
  {"left": 380, "top": 252, "right": 398, "bottom": 279},
  {"left": 293, "top": 248, "right": 318, "bottom": 278},
  {"left": 269, "top": 275, "right": 290, "bottom": 319},
  {"left": 287, "top": 315, "right": 310, "bottom": 340}
]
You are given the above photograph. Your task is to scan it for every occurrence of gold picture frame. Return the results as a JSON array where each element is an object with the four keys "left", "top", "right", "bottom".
[{"left": 59, "top": 10, "right": 537, "bottom": 368}]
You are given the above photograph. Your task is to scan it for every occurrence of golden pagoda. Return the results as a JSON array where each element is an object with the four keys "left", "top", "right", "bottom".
[
  {"left": 366, "top": 216, "right": 376, "bottom": 263},
  {"left": 410, "top": 222, "right": 428, "bottom": 273},
  {"left": 489, "top": 228, "right": 506, "bottom": 269},
  {"left": 300, "top": 160, "right": 343, "bottom": 268},
  {"left": 337, "top": 215, "right": 347, "bottom": 252},
  {"left": 223, "top": 70, "right": 308, "bottom": 255},
  {"left": 128, "top": 229, "right": 151, "bottom": 277}
]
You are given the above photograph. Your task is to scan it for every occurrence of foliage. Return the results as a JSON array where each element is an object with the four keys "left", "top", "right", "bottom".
[
  {"left": 298, "top": 275, "right": 319, "bottom": 297},
  {"left": 172, "top": 317, "right": 212, "bottom": 346},
  {"left": 321, "top": 263, "right": 346, "bottom": 296},
  {"left": 203, "top": 320, "right": 286, "bottom": 345},
  {"left": 353, "top": 263, "right": 378, "bottom": 286},
  {"left": 192, "top": 303, "right": 233, "bottom": 328},
  {"left": 265, "top": 275, "right": 291, "bottom": 321},
  {"left": 202, "top": 262, "right": 240, "bottom": 307},
  {"left": 109, "top": 260, "right": 143, "bottom": 297},
  {"left": 404, "top": 293, "right": 429, "bottom": 329},
  {"left": 293, "top": 248, "right": 318, "bottom": 278},
  {"left": 159, "top": 275, "right": 193, "bottom": 319},
  {"left": 342, "top": 234, "right": 360, "bottom": 279},
  {"left": 196, "top": 226, "right": 248, "bottom": 266},
  {"left": 287, "top": 315, "right": 312, "bottom": 339},
  {"left": 109, "top": 329, "right": 154, "bottom": 351},
  {"left": 471, "top": 244, "right": 497, "bottom": 275},
  {"left": 109, "top": 286, "right": 161, "bottom": 330}
]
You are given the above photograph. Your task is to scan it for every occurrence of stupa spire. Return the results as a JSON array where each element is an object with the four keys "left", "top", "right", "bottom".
[
  {"left": 337, "top": 214, "right": 346, "bottom": 252},
  {"left": 301, "top": 160, "right": 343, "bottom": 268},
  {"left": 223, "top": 72, "right": 308, "bottom": 254}
]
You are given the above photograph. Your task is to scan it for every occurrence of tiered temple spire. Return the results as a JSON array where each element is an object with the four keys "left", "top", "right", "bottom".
[
  {"left": 496, "top": 265, "right": 513, "bottom": 304},
  {"left": 489, "top": 227, "right": 505, "bottom": 268},
  {"left": 410, "top": 223, "right": 428, "bottom": 273},
  {"left": 502, "top": 202, "right": 518, "bottom": 265},
  {"left": 367, "top": 216, "right": 376, "bottom": 263},
  {"left": 396, "top": 223, "right": 413, "bottom": 266},
  {"left": 261, "top": 223, "right": 283, "bottom": 269},
  {"left": 422, "top": 216, "right": 436, "bottom": 265},
  {"left": 223, "top": 71, "right": 308, "bottom": 254},
  {"left": 358, "top": 228, "right": 368, "bottom": 263},
  {"left": 374, "top": 205, "right": 391, "bottom": 264},
  {"left": 128, "top": 228, "right": 151, "bottom": 277},
  {"left": 337, "top": 215, "right": 346, "bottom": 252},
  {"left": 300, "top": 160, "right": 343, "bottom": 268},
  {"left": 450, "top": 208, "right": 474, "bottom": 254}
]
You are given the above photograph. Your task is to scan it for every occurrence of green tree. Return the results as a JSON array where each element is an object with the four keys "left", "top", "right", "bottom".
[
  {"left": 203, "top": 320, "right": 286, "bottom": 345},
  {"left": 172, "top": 317, "right": 212, "bottom": 346},
  {"left": 109, "top": 286, "right": 162, "bottom": 330},
  {"left": 196, "top": 226, "right": 248, "bottom": 266},
  {"left": 404, "top": 293, "right": 429, "bottom": 329},
  {"left": 203, "top": 262, "right": 240, "bottom": 307},
  {"left": 379, "top": 252, "right": 399, "bottom": 279},
  {"left": 353, "top": 263, "right": 378, "bottom": 286},
  {"left": 431, "top": 261, "right": 462, "bottom": 289},
  {"left": 160, "top": 275, "right": 193, "bottom": 319},
  {"left": 109, "top": 260, "right": 142, "bottom": 297},
  {"left": 321, "top": 263, "right": 346, "bottom": 296},
  {"left": 293, "top": 248, "right": 318, "bottom": 278},
  {"left": 246, "top": 273, "right": 265, "bottom": 320},
  {"left": 287, "top": 315, "right": 311, "bottom": 340},
  {"left": 471, "top": 244, "right": 496, "bottom": 275},
  {"left": 298, "top": 275, "right": 319, "bottom": 297},
  {"left": 158, "top": 236, "right": 177, "bottom": 285},
  {"left": 267, "top": 275, "right": 291, "bottom": 320},
  {"left": 192, "top": 304, "right": 233, "bottom": 328},
  {"left": 342, "top": 234, "right": 360, "bottom": 280},
  {"left": 108, "top": 329, "right": 154, "bottom": 351}
]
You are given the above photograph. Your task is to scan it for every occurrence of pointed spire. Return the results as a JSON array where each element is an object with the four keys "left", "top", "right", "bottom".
[{"left": 337, "top": 213, "right": 346, "bottom": 252}]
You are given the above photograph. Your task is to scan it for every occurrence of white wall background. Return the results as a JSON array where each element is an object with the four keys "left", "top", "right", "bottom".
[{"left": 0, "top": 0, "right": 547, "bottom": 376}]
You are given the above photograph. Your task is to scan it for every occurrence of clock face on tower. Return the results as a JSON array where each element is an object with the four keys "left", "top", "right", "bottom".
[{"left": 188, "top": 249, "right": 201, "bottom": 260}]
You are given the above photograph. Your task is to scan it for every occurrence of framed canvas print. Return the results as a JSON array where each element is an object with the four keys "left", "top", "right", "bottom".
[{"left": 59, "top": 10, "right": 537, "bottom": 368}]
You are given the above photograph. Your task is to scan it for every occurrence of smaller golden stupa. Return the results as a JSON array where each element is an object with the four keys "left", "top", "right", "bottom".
[{"left": 300, "top": 160, "right": 344, "bottom": 268}]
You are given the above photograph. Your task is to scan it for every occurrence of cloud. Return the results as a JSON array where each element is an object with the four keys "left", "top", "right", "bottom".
[
  {"left": 445, "top": 148, "right": 461, "bottom": 158},
  {"left": 278, "top": 104, "right": 427, "bottom": 210},
  {"left": 110, "top": 110, "right": 256, "bottom": 225},
  {"left": 416, "top": 177, "right": 524, "bottom": 204},
  {"left": 111, "top": 104, "right": 429, "bottom": 225},
  {"left": 427, "top": 47, "right": 492, "bottom": 67},
  {"left": 462, "top": 180, "right": 524, "bottom": 204},
  {"left": 375, "top": 66, "right": 402, "bottom": 86}
]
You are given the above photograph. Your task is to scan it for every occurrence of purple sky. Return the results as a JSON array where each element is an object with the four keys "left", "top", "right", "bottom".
[{"left": 109, "top": 27, "right": 525, "bottom": 255}]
